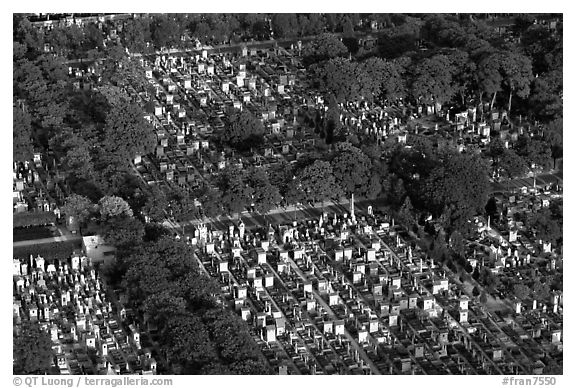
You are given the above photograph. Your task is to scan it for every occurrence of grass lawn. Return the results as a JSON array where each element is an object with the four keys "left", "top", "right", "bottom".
[{"left": 13, "top": 226, "right": 59, "bottom": 242}]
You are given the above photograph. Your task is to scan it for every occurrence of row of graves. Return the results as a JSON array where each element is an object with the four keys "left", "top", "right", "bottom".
[
  {"left": 462, "top": 209, "right": 563, "bottom": 367},
  {"left": 455, "top": 215, "right": 563, "bottom": 373},
  {"left": 68, "top": 64, "right": 100, "bottom": 92},
  {"left": 135, "top": 56, "right": 212, "bottom": 192},
  {"left": 129, "top": 47, "right": 329, "bottom": 204},
  {"left": 12, "top": 153, "right": 61, "bottom": 217},
  {"left": 13, "top": 253, "right": 157, "bottom": 375},
  {"left": 337, "top": 99, "right": 411, "bottom": 146},
  {"left": 185, "top": 203, "right": 560, "bottom": 374},
  {"left": 364, "top": 211, "right": 562, "bottom": 375}
]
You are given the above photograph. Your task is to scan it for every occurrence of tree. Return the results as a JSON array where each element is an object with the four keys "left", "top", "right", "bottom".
[
  {"left": 397, "top": 196, "right": 416, "bottom": 228},
  {"left": 13, "top": 106, "right": 33, "bottom": 162},
  {"left": 365, "top": 173, "right": 383, "bottom": 200},
  {"left": 304, "top": 14, "right": 325, "bottom": 36},
  {"left": 533, "top": 278, "right": 551, "bottom": 301},
  {"left": 98, "top": 195, "right": 133, "bottom": 219},
  {"left": 360, "top": 57, "right": 406, "bottom": 102},
  {"left": 376, "top": 17, "right": 422, "bottom": 58},
  {"left": 122, "top": 17, "right": 152, "bottom": 53},
  {"left": 123, "top": 237, "right": 212, "bottom": 308},
  {"left": 296, "top": 160, "right": 341, "bottom": 204},
  {"left": 222, "top": 111, "right": 265, "bottom": 152},
  {"left": 13, "top": 55, "right": 69, "bottom": 132},
  {"left": 448, "top": 50, "right": 477, "bottom": 106},
  {"left": 83, "top": 23, "right": 104, "bottom": 52},
  {"left": 101, "top": 94, "right": 156, "bottom": 167},
  {"left": 143, "top": 187, "right": 169, "bottom": 222},
  {"left": 59, "top": 131, "right": 96, "bottom": 180},
  {"left": 449, "top": 230, "right": 466, "bottom": 257},
  {"left": 499, "top": 148, "right": 529, "bottom": 180},
  {"left": 323, "top": 93, "right": 341, "bottom": 143},
  {"left": 312, "top": 58, "right": 370, "bottom": 103},
  {"left": 120, "top": 235, "right": 272, "bottom": 374},
  {"left": 485, "top": 196, "right": 498, "bottom": 218},
  {"left": 217, "top": 166, "right": 253, "bottom": 216},
  {"left": 513, "top": 283, "right": 531, "bottom": 301},
  {"left": 268, "top": 160, "right": 295, "bottom": 202},
  {"left": 203, "top": 308, "right": 271, "bottom": 373},
  {"left": 144, "top": 292, "right": 187, "bottom": 326},
  {"left": 247, "top": 169, "right": 282, "bottom": 213},
  {"left": 498, "top": 51, "right": 533, "bottom": 112},
  {"left": 530, "top": 70, "right": 563, "bottom": 122},
  {"left": 151, "top": 14, "right": 183, "bottom": 49},
  {"left": 411, "top": 54, "right": 456, "bottom": 106},
  {"left": 13, "top": 15, "right": 44, "bottom": 57},
  {"left": 422, "top": 14, "right": 468, "bottom": 48},
  {"left": 62, "top": 194, "right": 95, "bottom": 224},
  {"left": 529, "top": 209, "right": 562, "bottom": 246},
  {"left": 161, "top": 313, "right": 218, "bottom": 373},
  {"left": 330, "top": 143, "right": 372, "bottom": 197},
  {"left": 302, "top": 33, "right": 348, "bottom": 65},
  {"left": 271, "top": 14, "right": 298, "bottom": 39},
  {"left": 477, "top": 53, "right": 503, "bottom": 112},
  {"left": 543, "top": 119, "right": 563, "bottom": 166},
  {"left": 421, "top": 151, "right": 490, "bottom": 230},
  {"left": 520, "top": 24, "right": 559, "bottom": 74},
  {"left": 100, "top": 216, "right": 145, "bottom": 249},
  {"left": 13, "top": 320, "right": 54, "bottom": 374},
  {"left": 515, "top": 136, "right": 552, "bottom": 171}
]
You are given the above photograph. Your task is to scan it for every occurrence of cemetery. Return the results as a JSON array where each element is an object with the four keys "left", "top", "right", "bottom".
[
  {"left": 13, "top": 253, "right": 158, "bottom": 375},
  {"left": 13, "top": 13, "right": 563, "bottom": 375},
  {"left": 184, "top": 202, "right": 562, "bottom": 374}
]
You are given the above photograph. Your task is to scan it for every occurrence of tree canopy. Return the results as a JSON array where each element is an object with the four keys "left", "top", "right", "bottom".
[
  {"left": 295, "top": 160, "right": 342, "bottom": 204},
  {"left": 13, "top": 320, "right": 54, "bottom": 375},
  {"left": 330, "top": 143, "right": 374, "bottom": 197},
  {"left": 121, "top": 237, "right": 271, "bottom": 374},
  {"left": 222, "top": 111, "right": 265, "bottom": 152},
  {"left": 13, "top": 106, "right": 33, "bottom": 162},
  {"left": 302, "top": 33, "right": 349, "bottom": 65},
  {"left": 420, "top": 151, "right": 490, "bottom": 230},
  {"left": 99, "top": 195, "right": 134, "bottom": 219},
  {"left": 62, "top": 194, "right": 95, "bottom": 223}
]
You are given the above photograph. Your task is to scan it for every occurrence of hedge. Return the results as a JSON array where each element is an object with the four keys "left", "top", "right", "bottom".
[
  {"left": 13, "top": 241, "right": 82, "bottom": 262},
  {"left": 13, "top": 211, "right": 56, "bottom": 228}
]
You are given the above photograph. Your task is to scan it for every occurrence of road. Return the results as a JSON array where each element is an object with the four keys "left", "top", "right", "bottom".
[
  {"left": 167, "top": 198, "right": 388, "bottom": 235},
  {"left": 490, "top": 170, "right": 563, "bottom": 193},
  {"left": 13, "top": 234, "right": 83, "bottom": 247}
]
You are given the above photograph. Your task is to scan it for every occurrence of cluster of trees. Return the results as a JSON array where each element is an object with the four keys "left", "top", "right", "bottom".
[
  {"left": 118, "top": 237, "right": 271, "bottom": 374},
  {"left": 119, "top": 13, "right": 377, "bottom": 51},
  {"left": 13, "top": 320, "right": 55, "bottom": 374},
  {"left": 528, "top": 206, "right": 562, "bottom": 248},
  {"left": 311, "top": 55, "right": 408, "bottom": 104},
  {"left": 309, "top": 35, "right": 536, "bottom": 115},
  {"left": 153, "top": 125, "right": 494, "bottom": 237},
  {"left": 14, "top": 15, "right": 104, "bottom": 60},
  {"left": 14, "top": 16, "right": 157, "bottom": 206},
  {"left": 388, "top": 141, "right": 490, "bottom": 233},
  {"left": 505, "top": 274, "right": 553, "bottom": 303},
  {"left": 61, "top": 194, "right": 146, "bottom": 251},
  {"left": 220, "top": 111, "right": 265, "bottom": 152},
  {"left": 304, "top": 14, "right": 560, "bottom": 125}
]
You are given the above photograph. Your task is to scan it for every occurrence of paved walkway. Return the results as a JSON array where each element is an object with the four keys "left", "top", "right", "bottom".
[
  {"left": 167, "top": 198, "right": 387, "bottom": 234},
  {"left": 13, "top": 234, "right": 83, "bottom": 247},
  {"left": 490, "top": 170, "right": 563, "bottom": 193}
]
